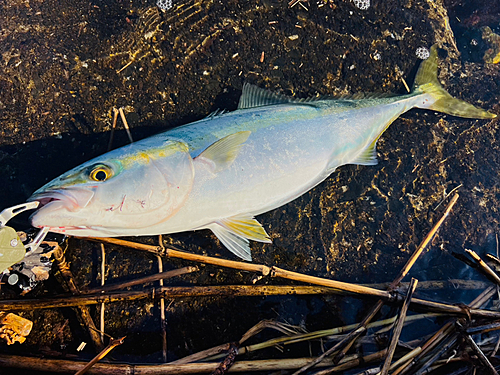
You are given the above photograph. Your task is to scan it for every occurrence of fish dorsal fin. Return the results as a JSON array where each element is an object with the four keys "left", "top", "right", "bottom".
[
  {"left": 207, "top": 215, "right": 272, "bottom": 261},
  {"left": 204, "top": 109, "right": 226, "bottom": 120},
  {"left": 238, "top": 83, "right": 292, "bottom": 109},
  {"left": 195, "top": 131, "right": 251, "bottom": 172},
  {"left": 352, "top": 140, "right": 378, "bottom": 166}
]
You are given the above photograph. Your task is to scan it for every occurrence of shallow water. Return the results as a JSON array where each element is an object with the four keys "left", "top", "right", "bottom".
[{"left": 0, "top": 0, "right": 499, "bottom": 372}]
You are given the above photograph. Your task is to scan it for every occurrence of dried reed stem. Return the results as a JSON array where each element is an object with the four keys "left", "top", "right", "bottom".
[
  {"left": 0, "top": 350, "right": 389, "bottom": 374},
  {"left": 84, "top": 266, "right": 198, "bottom": 294},
  {"left": 100, "top": 243, "right": 105, "bottom": 342},
  {"left": 389, "top": 194, "right": 458, "bottom": 290},
  {"left": 118, "top": 107, "right": 133, "bottom": 143},
  {"left": 380, "top": 278, "right": 418, "bottom": 375},
  {"left": 158, "top": 236, "right": 167, "bottom": 363},
  {"left": 466, "top": 249, "right": 500, "bottom": 286},
  {"left": 74, "top": 336, "right": 126, "bottom": 375},
  {"left": 107, "top": 108, "right": 119, "bottom": 151},
  {"left": 86, "top": 237, "right": 271, "bottom": 275}
]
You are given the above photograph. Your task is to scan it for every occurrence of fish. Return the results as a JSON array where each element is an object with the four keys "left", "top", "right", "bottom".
[{"left": 28, "top": 46, "right": 496, "bottom": 261}]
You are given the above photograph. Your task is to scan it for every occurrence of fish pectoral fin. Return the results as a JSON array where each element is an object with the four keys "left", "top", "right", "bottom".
[
  {"left": 195, "top": 131, "right": 251, "bottom": 172},
  {"left": 207, "top": 215, "right": 272, "bottom": 261},
  {"left": 351, "top": 140, "right": 378, "bottom": 166}
]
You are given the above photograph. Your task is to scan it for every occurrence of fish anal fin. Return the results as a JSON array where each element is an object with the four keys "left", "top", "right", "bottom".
[
  {"left": 207, "top": 215, "right": 272, "bottom": 261},
  {"left": 208, "top": 223, "right": 252, "bottom": 261},
  {"left": 195, "top": 131, "right": 251, "bottom": 172},
  {"left": 352, "top": 140, "right": 378, "bottom": 166},
  {"left": 219, "top": 215, "right": 272, "bottom": 244}
]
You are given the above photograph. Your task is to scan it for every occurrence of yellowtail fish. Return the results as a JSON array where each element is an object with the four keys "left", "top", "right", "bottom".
[{"left": 28, "top": 46, "right": 496, "bottom": 261}]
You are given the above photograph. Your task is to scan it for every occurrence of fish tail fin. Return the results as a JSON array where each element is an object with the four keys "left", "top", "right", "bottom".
[{"left": 413, "top": 45, "right": 496, "bottom": 119}]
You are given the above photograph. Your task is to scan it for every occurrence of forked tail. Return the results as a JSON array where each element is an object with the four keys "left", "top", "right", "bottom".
[{"left": 413, "top": 45, "right": 496, "bottom": 119}]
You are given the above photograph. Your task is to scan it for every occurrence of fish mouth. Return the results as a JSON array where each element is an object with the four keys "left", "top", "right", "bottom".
[{"left": 28, "top": 187, "right": 95, "bottom": 212}]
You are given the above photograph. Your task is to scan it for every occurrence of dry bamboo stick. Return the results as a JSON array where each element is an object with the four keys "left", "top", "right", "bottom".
[
  {"left": 389, "top": 194, "right": 458, "bottom": 290},
  {"left": 466, "top": 249, "right": 500, "bottom": 286},
  {"left": 107, "top": 108, "right": 119, "bottom": 151},
  {"left": 181, "top": 314, "right": 436, "bottom": 365},
  {"left": 462, "top": 332, "right": 498, "bottom": 375},
  {"left": 270, "top": 267, "right": 392, "bottom": 300},
  {"left": 100, "top": 243, "right": 106, "bottom": 343},
  {"left": 380, "top": 278, "right": 418, "bottom": 375},
  {"left": 1, "top": 285, "right": 499, "bottom": 320},
  {"left": 118, "top": 107, "right": 133, "bottom": 143},
  {"left": 75, "top": 336, "right": 126, "bottom": 375},
  {"left": 392, "top": 285, "right": 497, "bottom": 375},
  {"left": 84, "top": 266, "right": 199, "bottom": 294},
  {"left": 0, "top": 286, "right": 345, "bottom": 310},
  {"left": 157, "top": 237, "right": 167, "bottom": 363},
  {"left": 86, "top": 237, "right": 271, "bottom": 275},
  {"left": 0, "top": 351, "right": 390, "bottom": 374},
  {"left": 0, "top": 354, "right": 334, "bottom": 374}
]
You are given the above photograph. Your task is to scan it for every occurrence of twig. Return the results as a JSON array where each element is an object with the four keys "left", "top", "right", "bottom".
[
  {"left": 270, "top": 267, "right": 392, "bottom": 300},
  {"left": 100, "top": 243, "right": 105, "bottom": 342},
  {"left": 380, "top": 278, "right": 419, "bottom": 375},
  {"left": 86, "top": 237, "right": 272, "bottom": 276},
  {"left": 84, "top": 266, "right": 199, "bottom": 294},
  {"left": 466, "top": 249, "right": 500, "bottom": 286},
  {"left": 433, "top": 184, "right": 462, "bottom": 211},
  {"left": 390, "top": 194, "right": 459, "bottom": 290},
  {"left": 158, "top": 236, "right": 167, "bottom": 363},
  {"left": 74, "top": 336, "right": 126, "bottom": 375},
  {"left": 1, "top": 284, "right": 499, "bottom": 319},
  {"left": 461, "top": 331, "right": 498, "bottom": 375},
  {"left": 211, "top": 343, "right": 238, "bottom": 375},
  {"left": 118, "top": 107, "right": 134, "bottom": 143},
  {"left": 0, "top": 354, "right": 339, "bottom": 374},
  {"left": 391, "top": 285, "right": 496, "bottom": 375},
  {"left": 313, "top": 350, "right": 388, "bottom": 375},
  {"left": 107, "top": 108, "right": 119, "bottom": 151},
  {"left": 177, "top": 314, "right": 436, "bottom": 364}
]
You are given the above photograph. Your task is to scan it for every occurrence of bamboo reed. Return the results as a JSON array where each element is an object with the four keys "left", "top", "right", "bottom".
[
  {"left": 86, "top": 237, "right": 271, "bottom": 275},
  {"left": 1, "top": 285, "right": 499, "bottom": 319},
  {"left": 84, "top": 266, "right": 199, "bottom": 294},
  {"left": 380, "top": 278, "right": 418, "bottom": 375},
  {"left": 0, "top": 350, "right": 392, "bottom": 374}
]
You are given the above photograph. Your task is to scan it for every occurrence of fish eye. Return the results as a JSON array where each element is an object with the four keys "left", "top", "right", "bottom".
[{"left": 89, "top": 165, "right": 113, "bottom": 182}]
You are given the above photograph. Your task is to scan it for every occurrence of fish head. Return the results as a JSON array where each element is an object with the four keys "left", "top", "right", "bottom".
[{"left": 28, "top": 138, "right": 195, "bottom": 236}]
